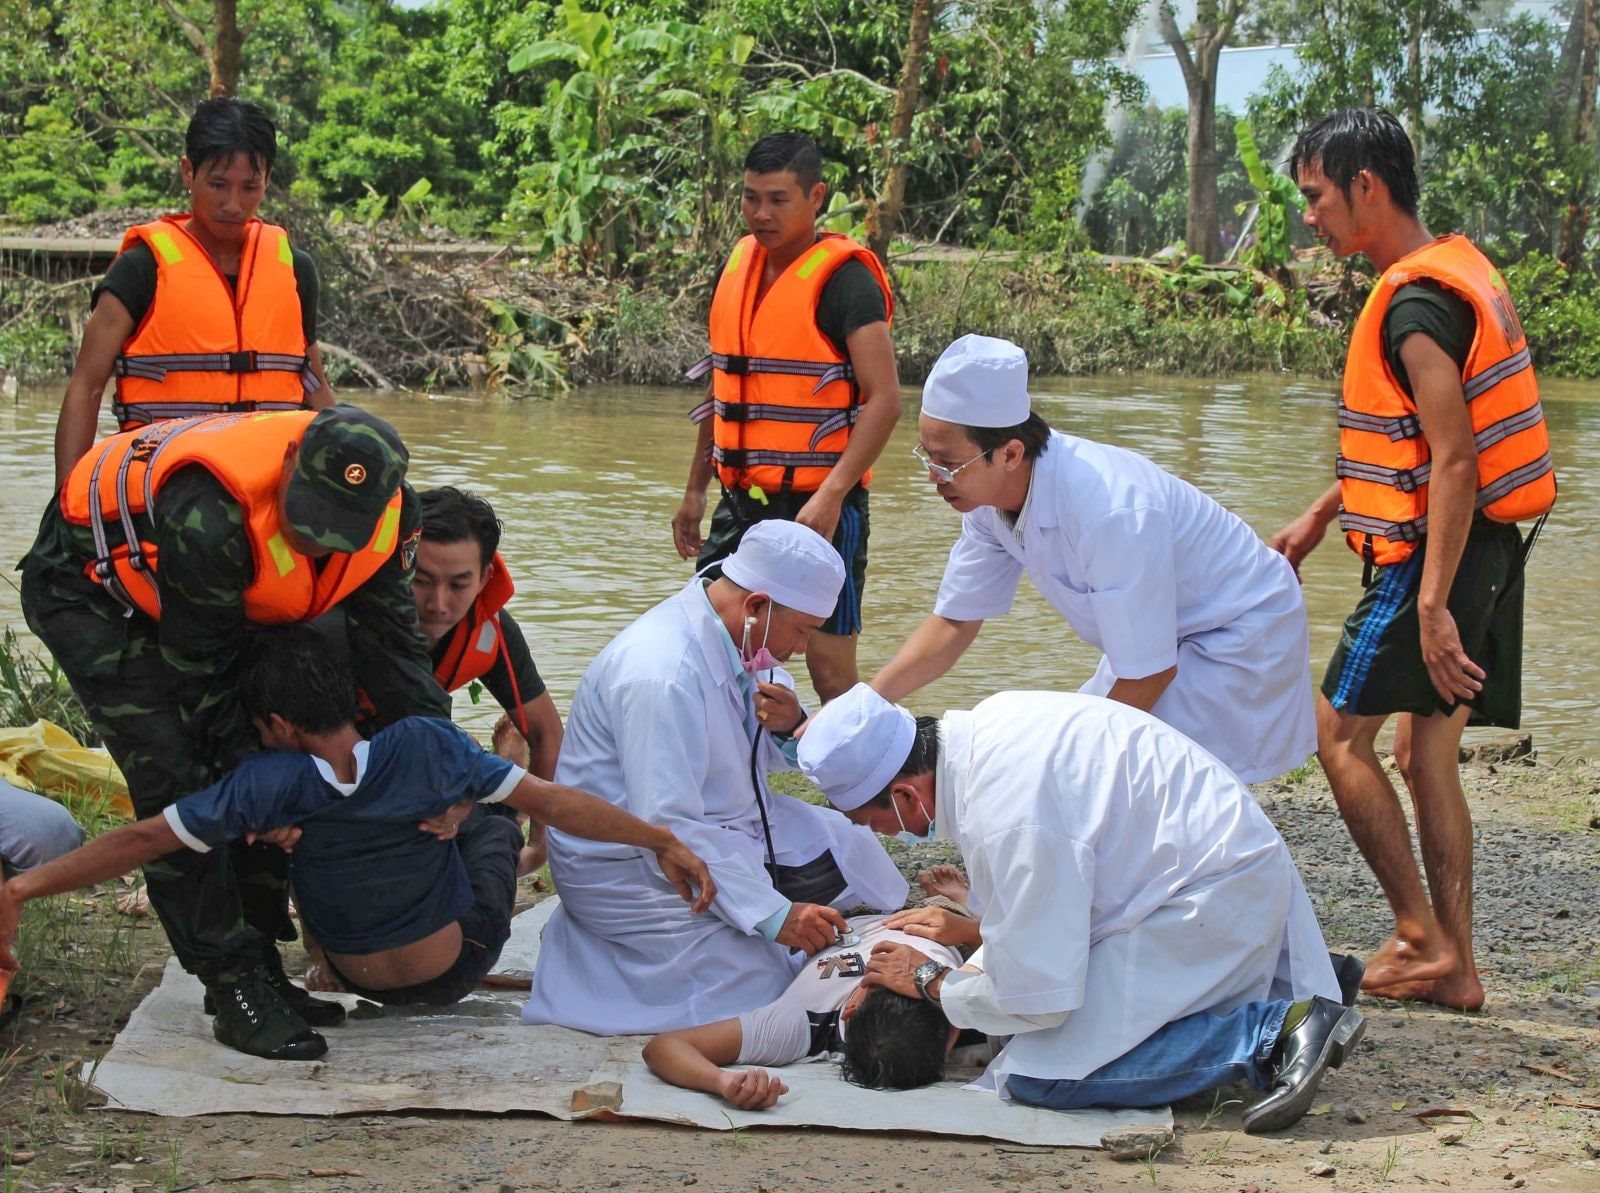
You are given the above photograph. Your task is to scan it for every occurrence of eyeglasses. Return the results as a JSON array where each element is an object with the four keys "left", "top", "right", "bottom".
[{"left": 912, "top": 444, "right": 990, "bottom": 484}]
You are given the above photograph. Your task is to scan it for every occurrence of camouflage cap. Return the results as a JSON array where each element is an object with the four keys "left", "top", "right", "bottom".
[{"left": 284, "top": 405, "right": 409, "bottom": 552}]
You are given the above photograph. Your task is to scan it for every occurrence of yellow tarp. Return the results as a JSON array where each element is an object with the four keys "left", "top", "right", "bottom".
[{"left": 0, "top": 720, "right": 131, "bottom": 820}]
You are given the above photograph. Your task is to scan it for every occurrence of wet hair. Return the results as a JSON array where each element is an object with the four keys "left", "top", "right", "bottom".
[
  {"left": 238, "top": 627, "right": 357, "bottom": 734},
  {"left": 962, "top": 412, "right": 1053, "bottom": 462},
  {"left": 745, "top": 133, "right": 823, "bottom": 192},
  {"left": 861, "top": 716, "right": 942, "bottom": 809},
  {"left": 419, "top": 486, "right": 501, "bottom": 570},
  {"left": 185, "top": 97, "right": 278, "bottom": 178},
  {"left": 1289, "top": 108, "right": 1419, "bottom": 217},
  {"left": 839, "top": 987, "right": 949, "bottom": 1090}
]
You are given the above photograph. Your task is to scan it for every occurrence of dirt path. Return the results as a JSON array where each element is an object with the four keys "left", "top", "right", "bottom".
[{"left": 3, "top": 752, "right": 1597, "bottom": 1192}]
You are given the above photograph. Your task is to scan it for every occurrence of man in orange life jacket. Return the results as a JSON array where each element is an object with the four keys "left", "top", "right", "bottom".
[
  {"left": 414, "top": 486, "right": 563, "bottom": 874},
  {"left": 1273, "top": 110, "right": 1556, "bottom": 1011},
  {"left": 52, "top": 97, "right": 333, "bottom": 488},
  {"left": 20, "top": 406, "right": 450, "bottom": 1060},
  {"left": 672, "top": 133, "right": 902, "bottom": 702}
]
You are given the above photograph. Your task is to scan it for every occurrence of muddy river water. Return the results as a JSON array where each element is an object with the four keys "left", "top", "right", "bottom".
[{"left": 3, "top": 376, "right": 1595, "bottom": 755}]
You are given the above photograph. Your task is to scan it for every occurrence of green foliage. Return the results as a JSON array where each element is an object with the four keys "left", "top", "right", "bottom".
[
  {"left": 1503, "top": 252, "right": 1600, "bottom": 378},
  {"left": 1234, "top": 116, "right": 1303, "bottom": 272},
  {"left": 0, "top": 627, "right": 96, "bottom": 746},
  {"left": 0, "top": 101, "right": 104, "bottom": 222}
]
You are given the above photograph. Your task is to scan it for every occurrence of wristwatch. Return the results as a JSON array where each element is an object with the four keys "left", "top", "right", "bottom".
[{"left": 912, "top": 959, "right": 950, "bottom": 1002}]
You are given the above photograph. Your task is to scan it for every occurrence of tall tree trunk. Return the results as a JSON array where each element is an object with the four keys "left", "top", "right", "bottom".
[
  {"left": 866, "top": 0, "right": 937, "bottom": 266},
  {"left": 1158, "top": 0, "right": 1243, "bottom": 263},
  {"left": 1560, "top": 0, "right": 1600, "bottom": 268},
  {"left": 159, "top": 0, "right": 244, "bottom": 98},
  {"left": 210, "top": 0, "right": 243, "bottom": 97},
  {"left": 1404, "top": 5, "right": 1424, "bottom": 159}
]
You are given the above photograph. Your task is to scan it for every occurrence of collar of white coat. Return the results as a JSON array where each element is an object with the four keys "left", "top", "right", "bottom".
[
  {"left": 993, "top": 429, "right": 1064, "bottom": 540},
  {"left": 311, "top": 740, "right": 371, "bottom": 796}
]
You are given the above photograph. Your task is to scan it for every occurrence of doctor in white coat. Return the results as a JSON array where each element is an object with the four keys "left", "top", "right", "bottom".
[
  {"left": 524, "top": 523, "right": 908, "bottom": 1035},
  {"left": 799, "top": 684, "right": 1364, "bottom": 1134},
  {"left": 873, "top": 334, "right": 1315, "bottom": 783}
]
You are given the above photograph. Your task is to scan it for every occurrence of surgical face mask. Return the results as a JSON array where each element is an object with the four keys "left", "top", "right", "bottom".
[
  {"left": 891, "top": 790, "right": 936, "bottom": 845},
  {"left": 740, "top": 604, "right": 779, "bottom": 676}
]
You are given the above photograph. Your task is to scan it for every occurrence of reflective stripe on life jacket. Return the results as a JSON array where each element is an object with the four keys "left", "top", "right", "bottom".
[
  {"left": 691, "top": 233, "right": 893, "bottom": 494},
  {"left": 432, "top": 554, "right": 515, "bottom": 692},
  {"left": 59, "top": 411, "right": 402, "bottom": 623},
  {"left": 1337, "top": 234, "right": 1556, "bottom": 567},
  {"left": 112, "top": 215, "right": 317, "bottom": 429}
]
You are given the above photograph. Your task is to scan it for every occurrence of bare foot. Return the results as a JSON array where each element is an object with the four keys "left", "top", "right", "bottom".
[
  {"left": 1363, "top": 970, "right": 1485, "bottom": 1011},
  {"left": 115, "top": 885, "right": 150, "bottom": 918},
  {"left": 1361, "top": 933, "right": 1461, "bottom": 991},
  {"left": 517, "top": 843, "right": 547, "bottom": 884},
  {"left": 303, "top": 959, "right": 347, "bottom": 994},
  {"left": 916, "top": 864, "right": 969, "bottom": 906},
  {"left": 492, "top": 715, "right": 531, "bottom": 768}
]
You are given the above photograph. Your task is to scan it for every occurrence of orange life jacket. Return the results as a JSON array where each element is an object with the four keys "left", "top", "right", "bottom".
[
  {"left": 112, "top": 215, "right": 316, "bottom": 429},
  {"left": 59, "top": 411, "right": 403, "bottom": 623},
  {"left": 689, "top": 233, "right": 893, "bottom": 494},
  {"left": 432, "top": 554, "right": 515, "bottom": 693},
  {"left": 1337, "top": 235, "right": 1556, "bottom": 567}
]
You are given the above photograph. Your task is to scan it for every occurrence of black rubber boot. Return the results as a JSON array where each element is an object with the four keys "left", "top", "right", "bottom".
[{"left": 206, "top": 968, "right": 328, "bottom": 1061}]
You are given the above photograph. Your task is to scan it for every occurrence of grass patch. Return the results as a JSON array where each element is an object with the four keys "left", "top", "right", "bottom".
[{"left": 0, "top": 626, "right": 96, "bottom": 746}]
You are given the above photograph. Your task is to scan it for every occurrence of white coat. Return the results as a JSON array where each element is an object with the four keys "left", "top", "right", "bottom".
[
  {"left": 523, "top": 580, "right": 908, "bottom": 1035},
  {"left": 932, "top": 692, "right": 1338, "bottom": 1092},
  {"left": 933, "top": 431, "right": 1315, "bottom": 783}
]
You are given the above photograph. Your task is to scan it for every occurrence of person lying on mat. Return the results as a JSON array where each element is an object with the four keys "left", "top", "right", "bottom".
[
  {"left": 642, "top": 913, "right": 967, "bottom": 1108},
  {"left": 0, "top": 627, "right": 714, "bottom": 1059}
]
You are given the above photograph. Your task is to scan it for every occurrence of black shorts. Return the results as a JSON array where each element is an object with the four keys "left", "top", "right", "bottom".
[
  {"left": 1321, "top": 519, "right": 1528, "bottom": 727},
  {"left": 326, "top": 809, "right": 521, "bottom": 1006},
  {"left": 696, "top": 484, "right": 869, "bottom": 636}
]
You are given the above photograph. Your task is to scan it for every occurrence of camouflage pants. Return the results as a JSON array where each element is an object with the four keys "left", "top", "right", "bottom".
[{"left": 21, "top": 572, "right": 292, "bottom": 983}]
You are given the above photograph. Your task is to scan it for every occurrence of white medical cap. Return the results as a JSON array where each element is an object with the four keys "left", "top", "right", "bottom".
[
  {"left": 919, "top": 333, "right": 1031, "bottom": 428},
  {"left": 798, "top": 682, "right": 917, "bottom": 811},
  {"left": 720, "top": 521, "right": 845, "bottom": 619}
]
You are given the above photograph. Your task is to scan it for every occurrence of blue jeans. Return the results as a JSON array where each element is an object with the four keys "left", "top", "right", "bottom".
[{"left": 1007, "top": 1000, "right": 1291, "bottom": 1110}]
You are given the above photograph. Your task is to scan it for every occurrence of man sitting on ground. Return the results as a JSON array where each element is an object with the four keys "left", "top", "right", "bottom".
[
  {"left": 0, "top": 628, "right": 713, "bottom": 1055},
  {"left": 642, "top": 914, "right": 964, "bottom": 1108}
]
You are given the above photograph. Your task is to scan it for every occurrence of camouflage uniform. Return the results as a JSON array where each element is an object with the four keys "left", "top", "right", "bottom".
[{"left": 19, "top": 461, "right": 448, "bottom": 984}]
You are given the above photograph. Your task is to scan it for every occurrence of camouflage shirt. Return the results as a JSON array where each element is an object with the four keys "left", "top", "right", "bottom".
[{"left": 21, "top": 466, "right": 449, "bottom": 774}]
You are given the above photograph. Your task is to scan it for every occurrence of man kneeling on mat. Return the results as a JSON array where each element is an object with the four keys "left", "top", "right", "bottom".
[{"left": 0, "top": 627, "right": 714, "bottom": 1059}]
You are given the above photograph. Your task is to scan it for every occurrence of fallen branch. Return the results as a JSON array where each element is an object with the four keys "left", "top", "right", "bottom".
[
  {"left": 319, "top": 341, "right": 395, "bottom": 391},
  {"left": 1518, "top": 1062, "right": 1583, "bottom": 1084}
]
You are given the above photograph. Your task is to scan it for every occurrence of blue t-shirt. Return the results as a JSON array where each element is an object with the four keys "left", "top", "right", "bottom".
[{"left": 165, "top": 718, "right": 523, "bottom": 954}]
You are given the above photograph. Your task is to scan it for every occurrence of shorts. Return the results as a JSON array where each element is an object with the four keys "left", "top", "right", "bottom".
[
  {"left": 326, "top": 809, "right": 521, "bottom": 1006},
  {"left": 1321, "top": 518, "right": 1528, "bottom": 727},
  {"left": 696, "top": 484, "right": 869, "bottom": 636}
]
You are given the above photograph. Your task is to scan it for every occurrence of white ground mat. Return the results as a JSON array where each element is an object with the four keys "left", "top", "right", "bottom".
[{"left": 88, "top": 901, "right": 1172, "bottom": 1146}]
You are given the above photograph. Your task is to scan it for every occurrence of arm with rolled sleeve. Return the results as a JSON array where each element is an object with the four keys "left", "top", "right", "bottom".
[
  {"left": 932, "top": 512, "right": 1025, "bottom": 623},
  {"left": 938, "top": 825, "right": 1093, "bottom": 1036},
  {"left": 345, "top": 485, "right": 451, "bottom": 725},
  {"left": 612, "top": 679, "right": 788, "bottom": 935}
]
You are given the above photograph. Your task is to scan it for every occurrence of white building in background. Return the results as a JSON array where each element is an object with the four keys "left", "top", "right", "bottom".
[{"left": 1127, "top": 0, "right": 1566, "bottom": 113}]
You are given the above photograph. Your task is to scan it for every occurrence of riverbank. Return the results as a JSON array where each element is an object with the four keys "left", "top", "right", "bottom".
[
  {"left": 2, "top": 747, "right": 1595, "bottom": 1190},
  {"left": 0, "top": 206, "right": 1362, "bottom": 390}
]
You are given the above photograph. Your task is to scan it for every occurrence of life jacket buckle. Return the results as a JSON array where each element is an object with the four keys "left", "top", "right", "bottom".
[
  {"left": 720, "top": 402, "right": 751, "bottom": 423},
  {"left": 1396, "top": 469, "right": 1419, "bottom": 493},
  {"left": 227, "top": 350, "right": 260, "bottom": 374},
  {"left": 721, "top": 354, "right": 751, "bottom": 377}
]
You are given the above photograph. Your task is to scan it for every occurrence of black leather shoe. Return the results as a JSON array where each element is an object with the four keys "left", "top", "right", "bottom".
[
  {"left": 207, "top": 968, "right": 328, "bottom": 1061},
  {"left": 204, "top": 950, "right": 346, "bottom": 1028},
  {"left": 1242, "top": 997, "right": 1365, "bottom": 1134},
  {"left": 1329, "top": 952, "right": 1365, "bottom": 1007}
]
